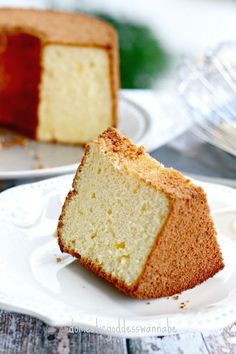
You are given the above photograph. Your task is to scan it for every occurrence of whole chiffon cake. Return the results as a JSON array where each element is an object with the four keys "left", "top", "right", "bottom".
[{"left": 0, "top": 8, "right": 119, "bottom": 144}]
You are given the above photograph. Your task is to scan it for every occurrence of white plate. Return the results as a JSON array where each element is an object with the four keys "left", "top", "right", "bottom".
[
  {"left": 0, "top": 175, "right": 236, "bottom": 336},
  {"left": 0, "top": 89, "right": 190, "bottom": 180}
]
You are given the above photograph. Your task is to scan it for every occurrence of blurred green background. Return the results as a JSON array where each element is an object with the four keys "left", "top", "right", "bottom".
[{"left": 95, "top": 14, "right": 170, "bottom": 89}]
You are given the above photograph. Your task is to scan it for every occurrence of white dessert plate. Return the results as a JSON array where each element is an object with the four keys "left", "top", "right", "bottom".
[
  {"left": 0, "top": 89, "right": 190, "bottom": 180},
  {"left": 0, "top": 175, "right": 236, "bottom": 336}
]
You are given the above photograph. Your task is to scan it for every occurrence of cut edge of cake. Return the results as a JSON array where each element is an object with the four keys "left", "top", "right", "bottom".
[{"left": 57, "top": 128, "right": 224, "bottom": 299}]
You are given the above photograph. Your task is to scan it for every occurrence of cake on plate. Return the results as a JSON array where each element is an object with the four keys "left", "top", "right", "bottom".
[
  {"left": 57, "top": 128, "right": 224, "bottom": 299},
  {"left": 0, "top": 8, "right": 118, "bottom": 144}
]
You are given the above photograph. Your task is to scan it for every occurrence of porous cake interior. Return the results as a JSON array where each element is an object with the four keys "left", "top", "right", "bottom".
[
  {"left": 60, "top": 143, "right": 170, "bottom": 286},
  {"left": 0, "top": 32, "right": 113, "bottom": 142},
  {"left": 37, "top": 45, "right": 112, "bottom": 143}
]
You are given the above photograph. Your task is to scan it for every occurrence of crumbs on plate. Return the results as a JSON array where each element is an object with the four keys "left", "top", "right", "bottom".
[
  {"left": 33, "top": 162, "right": 48, "bottom": 170},
  {"left": 172, "top": 295, "right": 179, "bottom": 301},
  {"left": 0, "top": 134, "right": 28, "bottom": 148},
  {"left": 180, "top": 301, "right": 190, "bottom": 309}
]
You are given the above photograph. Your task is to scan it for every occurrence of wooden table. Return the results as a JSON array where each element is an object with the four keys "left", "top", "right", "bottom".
[
  {"left": 1, "top": 310, "right": 236, "bottom": 353},
  {"left": 1, "top": 138, "right": 236, "bottom": 353}
]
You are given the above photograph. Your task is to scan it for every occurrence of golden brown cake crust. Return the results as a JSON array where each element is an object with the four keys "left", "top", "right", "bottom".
[
  {"left": 57, "top": 128, "right": 224, "bottom": 299},
  {"left": 0, "top": 8, "right": 116, "bottom": 46},
  {"left": 0, "top": 8, "right": 119, "bottom": 128}
]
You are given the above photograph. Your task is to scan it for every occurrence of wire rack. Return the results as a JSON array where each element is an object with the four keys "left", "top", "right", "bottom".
[{"left": 178, "top": 42, "right": 236, "bottom": 157}]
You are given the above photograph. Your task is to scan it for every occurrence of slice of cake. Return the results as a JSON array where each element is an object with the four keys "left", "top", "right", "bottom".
[
  {"left": 57, "top": 128, "right": 224, "bottom": 299},
  {"left": 0, "top": 9, "right": 118, "bottom": 144}
]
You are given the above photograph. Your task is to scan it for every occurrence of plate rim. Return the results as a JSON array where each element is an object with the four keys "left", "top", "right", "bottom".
[{"left": 1, "top": 174, "right": 236, "bottom": 336}]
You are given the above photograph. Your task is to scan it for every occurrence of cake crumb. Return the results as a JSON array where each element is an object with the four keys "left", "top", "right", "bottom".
[
  {"left": 172, "top": 295, "right": 179, "bottom": 300},
  {"left": 180, "top": 302, "right": 188, "bottom": 309},
  {"left": 34, "top": 152, "right": 42, "bottom": 161},
  {"left": 56, "top": 256, "right": 62, "bottom": 263},
  {"left": 0, "top": 135, "right": 28, "bottom": 148},
  {"left": 146, "top": 302, "right": 150, "bottom": 305},
  {"left": 33, "top": 162, "right": 46, "bottom": 170}
]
